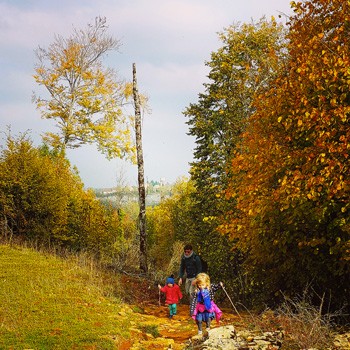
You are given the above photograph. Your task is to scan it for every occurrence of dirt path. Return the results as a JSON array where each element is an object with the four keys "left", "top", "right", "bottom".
[
  {"left": 125, "top": 302, "right": 244, "bottom": 349},
  {"left": 117, "top": 275, "right": 245, "bottom": 349}
]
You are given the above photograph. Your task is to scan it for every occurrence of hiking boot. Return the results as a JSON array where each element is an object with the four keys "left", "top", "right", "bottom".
[{"left": 198, "top": 330, "right": 203, "bottom": 335}]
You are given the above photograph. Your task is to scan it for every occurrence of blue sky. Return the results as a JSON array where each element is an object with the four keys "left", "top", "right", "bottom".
[{"left": 0, "top": 0, "right": 292, "bottom": 188}]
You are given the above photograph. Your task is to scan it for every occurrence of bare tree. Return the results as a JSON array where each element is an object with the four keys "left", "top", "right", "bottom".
[{"left": 132, "top": 63, "right": 147, "bottom": 273}]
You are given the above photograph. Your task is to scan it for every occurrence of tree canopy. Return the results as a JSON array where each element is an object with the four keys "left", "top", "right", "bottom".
[
  {"left": 33, "top": 17, "right": 134, "bottom": 160},
  {"left": 0, "top": 132, "right": 123, "bottom": 261},
  {"left": 222, "top": 0, "right": 350, "bottom": 308},
  {"left": 184, "top": 17, "right": 288, "bottom": 289}
]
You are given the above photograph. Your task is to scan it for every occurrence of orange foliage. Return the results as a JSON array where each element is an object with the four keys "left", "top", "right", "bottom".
[{"left": 222, "top": 0, "right": 350, "bottom": 303}]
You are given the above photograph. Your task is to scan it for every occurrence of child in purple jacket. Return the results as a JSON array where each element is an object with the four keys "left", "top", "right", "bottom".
[{"left": 190, "top": 273, "right": 223, "bottom": 335}]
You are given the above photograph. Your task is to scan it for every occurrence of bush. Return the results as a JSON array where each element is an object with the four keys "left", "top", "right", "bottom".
[{"left": 276, "top": 293, "right": 337, "bottom": 349}]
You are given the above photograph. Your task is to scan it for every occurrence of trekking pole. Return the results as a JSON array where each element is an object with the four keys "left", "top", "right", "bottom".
[{"left": 221, "top": 283, "right": 242, "bottom": 319}]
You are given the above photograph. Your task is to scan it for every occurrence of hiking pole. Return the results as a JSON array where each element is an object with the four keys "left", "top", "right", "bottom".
[{"left": 221, "top": 283, "right": 242, "bottom": 319}]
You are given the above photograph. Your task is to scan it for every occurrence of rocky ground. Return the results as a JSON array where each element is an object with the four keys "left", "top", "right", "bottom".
[
  {"left": 117, "top": 301, "right": 349, "bottom": 349},
  {"left": 116, "top": 275, "right": 350, "bottom": 349}
]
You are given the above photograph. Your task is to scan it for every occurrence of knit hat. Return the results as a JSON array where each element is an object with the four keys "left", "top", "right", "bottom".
[{"left": 166, "top": 277, "right": 175, "bottom": 285}]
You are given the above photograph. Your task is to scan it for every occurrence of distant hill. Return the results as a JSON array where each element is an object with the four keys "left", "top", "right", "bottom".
[{"left": 93, "top": 183, "right": 173, "bottom": 206}]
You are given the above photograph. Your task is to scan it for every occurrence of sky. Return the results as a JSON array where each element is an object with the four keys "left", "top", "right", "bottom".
[{"left": 0, "top": 0, "right": 292, "bottom": 189}]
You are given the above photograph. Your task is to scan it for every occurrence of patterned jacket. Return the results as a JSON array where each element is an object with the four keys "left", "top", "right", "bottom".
[{"left": 190, "top": 283, "right": 222, "bottom": 316}]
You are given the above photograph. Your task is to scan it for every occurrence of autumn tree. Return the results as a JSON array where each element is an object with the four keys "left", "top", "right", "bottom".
[
  {"left": 146, "top": 178, "right": 196, "bottom": 274},
  {"left": 0, "top": 133, "right": 74, "bottom": 243},
  {"left": 184, "top": 17, "right": 288, "bottom": 284},
  {"left": 0, "top": 133, "right": 123, "bottom": 262},
  {"left": 224, "top": 0, "right": 350, "bottom": 309},
  {"left": 33, "top": 17, "right": 134, "bottom": 159}
]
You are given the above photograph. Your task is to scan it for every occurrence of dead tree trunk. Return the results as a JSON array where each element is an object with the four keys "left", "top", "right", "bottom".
[{"left": 132, "top": 63, "right": 148, "bottom": 273}]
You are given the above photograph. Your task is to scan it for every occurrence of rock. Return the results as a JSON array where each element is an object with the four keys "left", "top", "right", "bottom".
[
  {"left": 188, "top": 325, "right": 283, "bottom": 350},
  {"left": 130, "top": 337, "right": 175, "bottom": 349}
]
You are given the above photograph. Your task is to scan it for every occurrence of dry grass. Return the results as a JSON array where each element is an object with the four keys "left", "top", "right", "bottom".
[
  {"left": 276, "top": 294, "right": 336, "bottom": 350},
  {"left": 0, "top": 244, "right": 141, "bottom": 349},
  {"left": 240, "top": 294, "right": 339, "bottom": 350}
]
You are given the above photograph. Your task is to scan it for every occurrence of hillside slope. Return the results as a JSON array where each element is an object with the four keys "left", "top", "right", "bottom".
[
  {"left": 2, "top": 245, "right": 346, "bottom": 349},
  {"left": 0, "top": 245, "right": 202, "bottom": 349}
]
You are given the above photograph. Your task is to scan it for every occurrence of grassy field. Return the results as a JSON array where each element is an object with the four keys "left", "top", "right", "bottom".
[{"left": 0, "top": 245, "right": 138, "bottom": 349}]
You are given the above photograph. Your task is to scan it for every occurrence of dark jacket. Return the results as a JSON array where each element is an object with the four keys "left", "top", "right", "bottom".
[{"left": 179, "top": 252, "right": 202, "bottom": 279}]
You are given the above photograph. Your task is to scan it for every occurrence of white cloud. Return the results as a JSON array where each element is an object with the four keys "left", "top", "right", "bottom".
[{"left": 138, "top": 61, "right": 208, "bottom": 96}]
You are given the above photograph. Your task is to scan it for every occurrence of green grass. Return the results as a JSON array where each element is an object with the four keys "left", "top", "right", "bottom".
[{"left": 0, "top": 245, "right": 136, "bottom": 349}]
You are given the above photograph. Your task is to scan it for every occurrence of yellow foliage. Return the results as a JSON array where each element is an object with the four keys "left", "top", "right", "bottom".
[{"left": 33, "top": 18, "right": 135, "bottom": 160}]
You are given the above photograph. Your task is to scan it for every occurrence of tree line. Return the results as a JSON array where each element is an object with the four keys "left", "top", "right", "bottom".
[{"left": 183, "top": 0, "right": 349, "bottom": 311}]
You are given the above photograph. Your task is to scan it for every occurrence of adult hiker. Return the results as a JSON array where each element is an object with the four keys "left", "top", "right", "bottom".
[{"left": 178, "top": 244, "right": 202, "bottom": 302}]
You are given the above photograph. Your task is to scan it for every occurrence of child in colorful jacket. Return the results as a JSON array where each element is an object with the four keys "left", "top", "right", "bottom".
[
  {"left": 158, "top": 276, "right": 183, "bottom": 319},
  {"left": 190, "top": 272, "right": 223, "bottom": 335}
]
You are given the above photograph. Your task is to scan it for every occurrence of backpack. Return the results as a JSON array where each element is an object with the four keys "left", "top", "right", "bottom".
[
  {"left": 193, "top": 253, "right": 208, "bottom": 273},
  {"left": 198, "top": 254, "right": 208, "bottom": 273}
]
